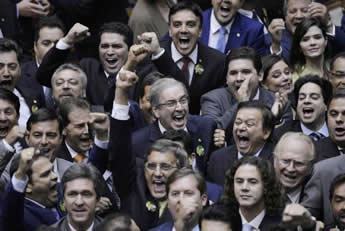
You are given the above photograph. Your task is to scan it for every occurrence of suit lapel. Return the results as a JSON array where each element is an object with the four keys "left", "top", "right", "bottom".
[
  {"left": 150, "top": 122, "right": 163, "bottom": 143},
  {"left": 225, "top": 13, "right": 242, "bottom": 54},
  {"left": 200, "top": 9, "right": 212, "bottom": 45}
]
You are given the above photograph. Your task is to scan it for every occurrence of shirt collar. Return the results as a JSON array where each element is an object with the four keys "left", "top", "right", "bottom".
[
  {"left": 65, "top": 141, "right": 89, "bottom": 159},
  {"left": 252, "top": 88, "right": 260, "bottom": 100},
  {"left": 172, "top": 225, "right": 200, "bottom": 231},
  {"left": 287, "top": 186, "right": 302, "bottom": 203},
  {"left": 210, "top": 9, "right": 233, "bottom": 35},
  {"left": 171, "top": 42, "right": 198, "bottom": 65},
  {"left": 158, "top": 121, "right": 188, "bottom": 134},
  {"left": 300, "top": 121, "right": 329, "bottom": 137},
  {"left": 239, "top": 209, "right": 266, "bottom": 230},
  {"left": 68, "top": 221, "right": 94, "bottom": 231},
  {"left": 238, "top": 146, "right": 263, "bottom": 159}
]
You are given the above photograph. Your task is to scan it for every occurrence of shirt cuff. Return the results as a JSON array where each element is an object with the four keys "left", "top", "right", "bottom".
[
  {"left": 94, "top": 137, "right": 108, "bottom": 149},
  {"left": 111, "top": 103, "right": 130, "bottom": 120},
  {"left": 270, "top": 45, "right": 282, "bottom": 55},
  {"left": 56, "top": 39, "right": 71, "bottom": 50},
  {"left": 151, "top": 48, "right": 165, "bottom": 60},
  {"left": 12, "top": 174, "right": 28, "bottom": 193},
  {"left": 2, "top": 139, "right": 15, "bottom": 152}
]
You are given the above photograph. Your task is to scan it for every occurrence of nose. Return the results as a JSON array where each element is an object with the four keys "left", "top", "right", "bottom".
[
  {"left": 75, "top": 194, "right": 84, "bottom": 206},
  {"left": 62, "top": 81, "right": 70, "bottom": 89},
  {"left": 335, "top": 114, "right": 344, "bottom": 123},
  {"left": 286, "top": 160, "right": 297, "bottom": 171},
  {"left": 295, "top": 9, "right": 304, "bottom": 19},
  {"left": 181, "top": 24, "right": 188, "bottom": 33},
  {"left": 2, "top": 66, "right": 11, "bottom": 78},
  {"left": 241, "top": 181, "right": 249, "bottom": 191},
  {"left": 41, "top": 134, "right": 48, "bottom": 145},
  {"left": 153, "top": 166, "right": 163, "bottom": 176},
  {"left": 0, "top": 111, "right": 6, "bottom": 121}
]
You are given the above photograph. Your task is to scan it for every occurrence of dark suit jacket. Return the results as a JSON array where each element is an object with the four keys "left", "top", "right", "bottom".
[
  {"left": 51, "top": 215, "right": 102, "bottom": 231},
  {"left": 153, "top": 40, "right": 226, "bottom": 114},
  {"left": 257, "top": 213, "right": 282, "bottom": 231},
  {"left": 315, "top": 137, "right": 341, "bottom": 162},
  {"left": 0, "top": 0, "right": 18, "bottom": 40},
  {"left": 207, "top": 142, "right": 275, "bottom": 185},
  {"left": 272, "top": 120, "right": 302, "bottom": 143},
  {"left": 1, "top": 183, "right": 61, "bottom": 231},
  {"left": 201, "top": 10, "right": 269, "bottom": 56},
  {"left": 132, "top": 115, "right": 217, "bottom": 174}
]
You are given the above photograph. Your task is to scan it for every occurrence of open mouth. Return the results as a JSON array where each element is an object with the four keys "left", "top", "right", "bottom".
[
  {"left": 302, "top": 107, "right": 314, "bottom": 117},
  {"left": 237, "top": 135, "right": 250, "bottom": 148},
  {"left": 105, "top": 57, "right": 119, "bottom": 67},
  {"left": 178, "top": 37, "right": 191, "bottom": 49},
  {"left": 219, "top": 5, "right": 231, "bottom": 16},
  {"left": 0, "top": 126, "right": 9, "bottom": 136},
  {"left": 152, "top": 179, "right": 166, "bottom": 194},
  {"left": 282, "top": 173, "right": 297, "bottom": 183},
  {"left": 334, "top": 127, "right": 345, "bottom": 136},
  {"left": 0, "top": 80, "right": 13, "bottom": 88},
  {"left": 172, "top": 113, "right": 186, "bottom": 127}
]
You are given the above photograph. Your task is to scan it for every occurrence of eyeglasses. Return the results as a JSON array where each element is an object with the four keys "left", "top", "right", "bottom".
[
  {"left": 278, "top": 158, "right": 310, "bottom": 170},
  {"left": 157, "top": 96, "right": 189, "bottom": 109},
  {"left": 145, "top": 162, "right": 177, "bottom": 172},
  {"left": 328, "top": 71, "right": 345, "bottom": 79}
]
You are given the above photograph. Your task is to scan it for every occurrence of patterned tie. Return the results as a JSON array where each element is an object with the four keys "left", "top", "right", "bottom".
[
  {"left": 73, "top": 153, "right": 86, "bottom": 163},
  {"left": 216, "top": 26, "right": 228, "bottom": 53},
  {"left": 309, "top": 132, "right": 325, "bottom": 141},
  {"left": 180, "top": 56, "right": 191, "bottom": 84},
  {"left": 242, "top": 223, "right": 253, "bottom": 231}
]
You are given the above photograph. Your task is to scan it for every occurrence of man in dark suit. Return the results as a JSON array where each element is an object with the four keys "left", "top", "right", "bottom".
[
  {"left": 207, "top": 101, "right": 275, "bottom": 185},
  {"left": 268, "top": 0, "right": 345, "bottom": 60},
  {"left": 201, "top": 47, "right": 292, "bottom": 142},
  {"left": 0, "top": 38, "right": 45, "bottom": 128},
  {"left": 200, "top": 0, "right": 268, "bottom": 55},
  {"left": 150, "top": 168, "right": 208, "bottom": 231},
  {"left": 139, "top": 1, "right": 227, "bottom": 114},
  {"left": 0, "top": 0, "right": 18, "bottom": 40},
  {"left": 328, "top": 51, "right": 345, "bottom": 91},
  {"left": 273, "top": 75, "right": 333, "bottom": 143},
  {"left": 273, "top": 132, "right": 315, "bottom": 204}
]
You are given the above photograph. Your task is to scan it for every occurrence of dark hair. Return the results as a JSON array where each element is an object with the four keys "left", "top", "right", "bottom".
[
  {"left": 327, "top": 89, "right": 345, "bottom": 108},
  {"left": 34, "top": 16, "right": 65, "bottom": 42},
  {"left": 162, "top": 129, "right": 193, "bottom": 156},
  {"left": 227, "top": 47, "right": 262, "bottom": 74},
  {"left": 58, "top": 97, "right": 90, "bottom": 128},
  {"left": 0, "top": 38, "right": 22, "bottom": 58},
  {"left": 330, "top": 51, "right": 345, "bottom": 71},
  {"left": 290, "top": 17, "right": 329, "bottom": 70},
  {"left": 330, "top": 174, "right": 345, "bottom": 201},
  {"left": 145, "top": 139, "right": 188, "bottom": 168},
  {"left": 294, "top": 74, "right": 333, "bottom": 107},
  {"left": 236, "top": 101, "right": 274, "bottom": 133},
  {"left": 95, "top": 213, "right": 134, "bottom": 231},
  {"left": 139, "top": 71, "right": 162, "bottom": 99},
  {"left": 200, "top": 203, "right": 242, "bottom": 230},
  {"left": 0, "top": 88, "right": 20, "bottom": 115},
  {"left": 26, "top": 108, "right": 63, "bottom": 134},
  {"left": 62, "top": 163, "right": 101, "bottom": 199},
  {"left": 262, "top": 55, "right": 288, "bottom": 82},
  {"left": 168, "top": 1, "right": 203, "bottom": 28},
  {"left": 99, "top": 22, "right": 133, "bottom": 48},
  {"left": 221, "top": 156, "right": 284, "bottom": 214},
  {"left": 166, "top": 167, "right": 206, "bottom": 195}
]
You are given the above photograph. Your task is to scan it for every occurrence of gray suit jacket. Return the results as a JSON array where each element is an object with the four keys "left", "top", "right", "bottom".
[{"left": 302, "top": 154, "right": 345, "bottom": 227}]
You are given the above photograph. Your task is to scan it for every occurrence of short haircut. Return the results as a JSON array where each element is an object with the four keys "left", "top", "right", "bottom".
[
  {"left": 95, "top": 213, "right": 134, "bottom": 231},
  {"left": 330, "top": 174, "right": 345, "bottom": 201},
  {"left": 283, "top": 0, "right": 312, "bottom": 17},
  {"left": 34, "top": 16, "right": 65, "bottom": 42},
  {"left": 61, "top": 163, "right": 101, "bottom": 199},
  {"left": 236, "top": 101, "right": 274, "bottom": 133},
  {"left": 51, "top": 63, "right": 88, "bottom": 90},
  {"left": 149, "top": 78, "right": 188, "bottom": 108},
  {"left": 58, "top": 97, "right": 90, "bottom": 128},
  {"left": 294, "top": 74, "right": 333, "bottom": 107},
  {"left": 227, "top": 47, "right": 262, "bottom": 74},
  {"left": 145, "top": 139, "right": 188, "bottom": 168},
  {"left": 200, "top": 203, "right": 242, "bottom": 231},
  {"left": 26, "top": 108, "right": 63, "bottom": 134},
  {"left": 330, "top": 51, "right": 345, "bottom": 71},
  {"left": 222, "top": 156, "right": 283, "bottom": 214},
  {"left": 274, "top": 132, "right": 315, "bottom": 161},
  {"left": 262, "top": 54, "right": 288, "bottom": 82},
  {"left": 168, "top": 1, "right": 203, "bottom": 28},
  {"left": 0, "top": 88, "right": 20, "bottom": 115},
  {"left": 139, "top": 71, "right": 163, "bottom": 99},
  {"left": 0, "top": 38, "right": 22, "bottom": 58},
  {"left": 162, "top": 129, "right": 193, "bottom": 155},
  {"left": 166, "top": 167, "right": 206, "bottom": 195},
  {"left": 99, "top": 22, "right": 134, "bottom": 48},
  {"left": 327, "top": 89, "right": 345, "bottom": 108}
]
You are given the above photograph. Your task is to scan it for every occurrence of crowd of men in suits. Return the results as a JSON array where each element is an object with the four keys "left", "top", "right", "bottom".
[{"left": 0, "top": 0, "right": 345, "bottom": 230}]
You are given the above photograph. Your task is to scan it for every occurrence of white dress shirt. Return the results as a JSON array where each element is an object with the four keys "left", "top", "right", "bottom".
[
  {"left": 240, "top": 209, "right": 266, "bottom": 230},
  {"left": 208, "top": 10, "right": 233, "bottom": 49},
  {"left": 300, "top": 121, "right": 329, "bottom": 137}
]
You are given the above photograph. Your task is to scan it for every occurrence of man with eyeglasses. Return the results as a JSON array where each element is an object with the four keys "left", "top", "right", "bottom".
[
  {"left": 329, "top": 51, "right": 345, "bottom": 90},
  {"left": 273, "top": 132, "right": 315, "bottom": 204}
]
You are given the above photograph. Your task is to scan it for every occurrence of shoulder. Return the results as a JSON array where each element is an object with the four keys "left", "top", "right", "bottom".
[
  {"left": 202, "top": 87, "right": 230, "bottom": 100},
  {"left": 234, "top": 13, "right": 264, "bottom": 31},
  {"left": 198, "top": 42, "right": 226, "bottom": 60}
]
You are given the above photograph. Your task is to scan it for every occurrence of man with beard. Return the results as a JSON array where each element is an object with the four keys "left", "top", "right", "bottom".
[
  {"left": 1, "top": 148, "right": 60, "bottom": 230},
  {"left": 0, "top": 38, "right": 45, "bottom": 127},
  {"left": 139, "top": 1, "right": 227, "bottom": 114},
  {"left": 150, "top": 168, "right": 208, "bottom": 231}
]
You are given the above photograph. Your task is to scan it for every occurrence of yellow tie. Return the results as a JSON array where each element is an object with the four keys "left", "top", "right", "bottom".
[{"left": 73, "top": 153, "right": 86, "bottom": 163}]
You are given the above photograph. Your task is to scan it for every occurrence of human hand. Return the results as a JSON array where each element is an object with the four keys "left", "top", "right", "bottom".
[{"left": 61, "top": 23, "right": 90, "bottom": 46}]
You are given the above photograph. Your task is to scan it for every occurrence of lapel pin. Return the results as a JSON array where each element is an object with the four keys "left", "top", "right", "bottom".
[{"left": 236, "top": 33, "right": 240, "bottom": 37}]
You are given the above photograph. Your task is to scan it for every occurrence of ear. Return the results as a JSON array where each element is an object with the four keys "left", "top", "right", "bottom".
[
  {"left": 62, "top": 127, "right": 67, "bottom": 136},
  {"left": 263, "top": 128, "right": 271, "bottom": 140},
  {"left": 169, "top": 28, "right": 172, "bottom": 38},
  {"left": 201, "top": 193, "right": 208, "bottom": 207},
  {"left": 25, "top": 132, "right": 30, "bottom": 145},
  {"left": 152, "top": 106, "right": 160, "bottom": 119},
  {"left": 258, "top": 71, "right": 263, "bottom": 82}
]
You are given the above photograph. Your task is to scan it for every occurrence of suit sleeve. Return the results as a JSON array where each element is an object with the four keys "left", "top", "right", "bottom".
[
  {"left": 329, "top": 26, "right": 345, "bottom": 52},
  {"left": 247, "top": 24, "right": 270, "bottom": 56}
]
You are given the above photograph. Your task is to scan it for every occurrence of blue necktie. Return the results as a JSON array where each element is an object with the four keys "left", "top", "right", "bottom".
[
  {"left": 216, "top": 27, "right": 228, "bottom": 53},
  {"left": 309, "top": 132, "right": 325, "bottom": 141}
]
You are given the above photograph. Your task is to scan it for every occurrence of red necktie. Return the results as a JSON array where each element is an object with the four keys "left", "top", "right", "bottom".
[{"left": 180, "top": 56, "right": 191, "bottom": 84}]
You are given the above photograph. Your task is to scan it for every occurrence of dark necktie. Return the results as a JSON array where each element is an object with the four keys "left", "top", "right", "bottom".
[
  {"left": 180, "top": 56, "right": 191, "bottom": 84},
  {"left": 107, "top": 74, "right": 116, "bottom": 87},
  {"left": 309, "top": 132, "right": 325, "bottom": 141}
]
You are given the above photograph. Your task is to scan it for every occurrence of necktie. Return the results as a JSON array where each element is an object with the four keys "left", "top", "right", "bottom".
[
  {"left": 242, "top": 223, "right": 253, "bottom": 231},
  {"left": 216, "top": 26, "right": 228, "bottom": 53},
  {"left": 180, "top": 56, "right": 191, "bottom": 84},
  {"left": 107, "top": 74, "right": 116, "bottom": 87},
  {"left": 73, "top": 153, "right": 86, "bottom": 163},
  {"left": 309, "top": 132, "right": 325, "bottom": 141}
]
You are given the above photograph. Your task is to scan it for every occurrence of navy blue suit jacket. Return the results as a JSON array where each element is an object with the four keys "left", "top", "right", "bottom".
[
  {"left": 149, "top": 222, "right": 174, "bottom": 231},
  {"left": 132, "top": 115, "right": 217, "bottom": 174},
  {"left": 201, "top": 10, "right": 269, "bottom": 56}
]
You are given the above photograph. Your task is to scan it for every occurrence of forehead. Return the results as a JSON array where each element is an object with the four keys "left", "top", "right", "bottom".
[
  {"left": 147, "top": 150, "right": 177, "bottom": 163},
  {"left": 236, "top": 108, "right": 263, "bottom": 121},
  {"left": 277, "top": 138, "right": 312, "bottom": 160},
  {"left": 287, "top": 0, "right": 310, "bottom": 9},
  {"left": 299, "top": 82, "right": 322, "bottom": 94},
  {"left": 31, "top": 156, "right": 52, "bottom": 173},
  {"left": 0, "top": 99, "right": 15, "bottom": 110},
  {"left": 30, "top": 120, "right": 59, "bottom": 132},
  {"left": 235, "top": 164, "right": 261, "bottom": 180},
  {"left": 0, "top": 51, "right": 19, "bottom": 63},
  {"left": 303, "top": 26, "right": 323, "bottom": 36},
  {"left": 54, "top": 69, "right": 81, "bottom": 81},
  {"left": 65, "top": 178, "right": 95, "bottom": 191},
  {"left": 68, "top": 108, "right": 90, "bottom": 121},
  {"left": 100, "top": 32, "right": 126, "bottom": 44},
  {"left": 332, "top": 57, "right": 345, "bottom": 70},
  {"left": 270, "top": 60, "right": 288, "bottom": 71},
  {"left": 170, "top": 174, "right": 199, "bottom": 190},
  {"left": 334, "top": 182, "right": 345, "bottom": 196},
  {"left": 329, "top": 98, "right": 345, "bottom": 110},
  {"left": 228, "top": 59, "right": 255, "bottom": 70},
  {"left": 170, "top": 9, "right": 200, "bottom": 23},
  {"left": 38, "top": 27, "right": 64, "bottom": 40},
  {"left": 159, "top": 85, "right": 186, "bottom": 101}
]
